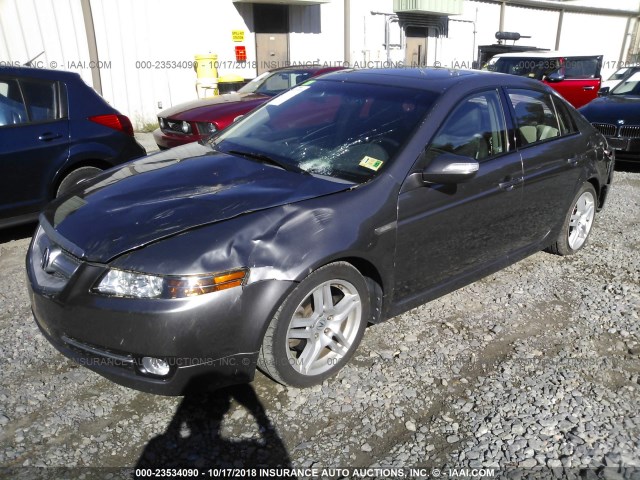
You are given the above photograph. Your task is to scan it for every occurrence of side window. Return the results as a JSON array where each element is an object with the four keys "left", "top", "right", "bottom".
[
  {"left": 19, "top": 79, "right": 59, "bottom": 123},
  {"left": 565, "top": 57, "right": 599, "bottom": 79},
  {"left": 428, "top": 90, "right": 507, "bottom": 161},
  {"left": 508, "top": 89, "right": 561, "bottom": 147},
  {"left": 551, "top": 96, "right": 578, "bottom": 135},
  {"left": 0, "top": 78, "right": 28, "bottom": 127}
]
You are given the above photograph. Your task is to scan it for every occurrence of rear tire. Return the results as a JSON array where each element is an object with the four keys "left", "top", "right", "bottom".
[
  {"left": 547, "top": 183, "right": 597, "bottom": 256},
  {"left": 258, "top": 262, "right": 369, "bottom": 388},
  {"left": 56, "top": 166, "right": 103, "bottom": 197}
]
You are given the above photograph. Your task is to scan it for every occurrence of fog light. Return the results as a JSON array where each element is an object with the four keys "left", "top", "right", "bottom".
[{"left": 141, "top": 357, "right": 170, "bottom": 376}]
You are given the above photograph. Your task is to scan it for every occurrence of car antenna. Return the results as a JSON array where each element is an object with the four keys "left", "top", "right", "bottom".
[{"left": 24, "top": 51, "right": 45, "bottom": 67}]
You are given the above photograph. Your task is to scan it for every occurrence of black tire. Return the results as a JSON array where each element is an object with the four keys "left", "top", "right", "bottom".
[
  {"left": 547, "top": 182, "right": 597, "bottom": 256},
  {"left": 56, "top": 166, "right": 103, "bottom": 197},
  {"left": 258, "top": 262, "right": 370, "bottom": 387}
]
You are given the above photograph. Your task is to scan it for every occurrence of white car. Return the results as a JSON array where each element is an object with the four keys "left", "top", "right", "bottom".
[{"left": 601, "top": 66, "right": 640, "bottom": 91}]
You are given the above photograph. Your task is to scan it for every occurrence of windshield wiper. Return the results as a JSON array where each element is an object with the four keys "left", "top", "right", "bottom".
[{"left": 228, "top": 150, "right": 309, "bottom": 175}]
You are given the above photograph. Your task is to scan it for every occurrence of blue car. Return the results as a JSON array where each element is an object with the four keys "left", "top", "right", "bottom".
[{"left": 0, "top": 66, "right": 146, "bottom": 228}]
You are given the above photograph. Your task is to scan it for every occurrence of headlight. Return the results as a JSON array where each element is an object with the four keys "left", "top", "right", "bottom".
[
  {"left": 158, "top": 117, "right": 165, "bottom": 129},
  {"left": 93, "top": 268, "right": 247, "bottom": 299},
  {"left": 180, "top": 120, "right": 191, "bottom": 134},
  {"left": 196, "top": 122, "right": 218, "bottom": 135}
]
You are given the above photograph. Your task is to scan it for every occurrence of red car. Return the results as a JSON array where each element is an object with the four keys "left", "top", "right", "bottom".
[
  {"left": 153, "top": 66, "right": 344, "bottom": 149},
  {"left": 488, "top": 52, "right": 603, "bottom": 108}
]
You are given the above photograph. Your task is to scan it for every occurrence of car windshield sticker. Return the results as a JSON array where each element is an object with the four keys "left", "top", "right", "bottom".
[
  {"left": 269, "top": 86, "right": 310, "bottom": 106},
  {"left": 359, "top": 156, "right": 384, "bottom": 171}
]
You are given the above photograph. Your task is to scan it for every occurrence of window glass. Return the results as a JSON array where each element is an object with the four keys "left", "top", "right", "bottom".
[
  {"left": 20, "top": 79, "right": 58, "bottom": 122},
  {"left": 427, "top": 90, "right": 507, "bottom": 161},
  {"left": 552, "top": 96, "right": 577, "bottom": 135},
  {"left": 493, "top": 57, "right": 560, "bottom": 81},
  {"left": 565, "top": 57, "right": 599, "bottom": 79},
  {"left": 0, "top": 78, "right": 28, "bottom": 127},
  {"left": 508, "top": 89, "right": 561, "bottom": 147},
  {"left": 212, "top": 80, "right": 437, "bottom": 183},
  {"left": 256, "top": 71, "right": 312, "bottom": 96}
]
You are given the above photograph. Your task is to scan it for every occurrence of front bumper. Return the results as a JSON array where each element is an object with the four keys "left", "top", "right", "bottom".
[
  {"left": 26, "top": 226, "right": 294, "bottom": 395},
  {"left": 606, "top": 136, "right": 640, "bottom": 162},
  {"left": 152, "top": 128, "right": 205, "bottom": 150}
]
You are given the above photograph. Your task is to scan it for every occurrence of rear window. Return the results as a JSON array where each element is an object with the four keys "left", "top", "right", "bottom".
[
  {"left": 0, "top": 78, "right": 28, "bottom": 127},
  {"left": 19, "top": 79, "right": 59, "bottom": 122}
]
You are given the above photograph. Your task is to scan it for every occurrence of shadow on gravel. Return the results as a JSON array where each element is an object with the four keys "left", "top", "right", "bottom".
[
  {"left": 135, "top": 384, "right": 294, "bottom": 477},
  {"left": 0, "top": 222, "right": 37, "bottom": 243}
]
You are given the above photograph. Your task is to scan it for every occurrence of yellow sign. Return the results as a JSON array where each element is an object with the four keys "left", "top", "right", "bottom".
[{"left": 232, "top": 30, "right": 245, "bottom": 42}]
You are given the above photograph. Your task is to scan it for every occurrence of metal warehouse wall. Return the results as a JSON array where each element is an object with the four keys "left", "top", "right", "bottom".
[{"left": 1, "top": 0, "right": 636, "bottom": 127}]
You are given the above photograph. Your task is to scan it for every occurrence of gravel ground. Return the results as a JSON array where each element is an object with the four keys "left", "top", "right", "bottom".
[{"left": 0, "top": 167, "right": 638, "bottom": 479}]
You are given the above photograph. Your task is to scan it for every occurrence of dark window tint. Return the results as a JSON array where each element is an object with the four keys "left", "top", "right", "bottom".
[
  {"left": 428, "top": 90, "right": 507, "bottom": 161},
  {"left": 254, "top": 4, "right": 288, "bottom": 33},
  {"left": 508, "top": 89, "right": 561, "bottom": 147},
  {"left": 20, "top": 79, "right": 58, "bottom": 122},
  {"left": 257, "top": 71, "right": 312, "bottom": 95},
  {"left": 565, "top": 57, "right": 600, "bottom": 79},
  {"left": 0, "top": 78, "right": 28, "bottom": 127},
  {"left": 493, "top": 57, "right": 560, "bottom": 80},
  {"left": 552, "top": 96, "right": 578, "bottom": 135}
]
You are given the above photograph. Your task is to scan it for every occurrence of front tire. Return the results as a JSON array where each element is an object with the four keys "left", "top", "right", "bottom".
[
  {"left": 258, "top": 262, "right": 370, "bottom": 388},
  {"left": 547, "top": 182, "right": 597, "bottom": 256}
]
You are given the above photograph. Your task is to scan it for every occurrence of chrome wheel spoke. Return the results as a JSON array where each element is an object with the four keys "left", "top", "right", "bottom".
[
  {"left": 331, "top": 293, "right": 360, "bottom": 323},
  {"left": 290, "top": 315, "right": 315, "bottom": 330},
  {"left": 299, "top": 337, "right": 324, "bottom": 374},
  {"left": 326, "top": 330, "right": 351, "bottom": 357}
]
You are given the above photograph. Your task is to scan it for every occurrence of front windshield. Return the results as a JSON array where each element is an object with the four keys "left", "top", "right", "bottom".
[
  {"left": 237, "top": 69, "right": 315, "bottom": 97},
  {"left": 607, "top": 67, "right": 629, "bottom": 81},
  {"left": 610, "top": 71, "right": 640, "bottom": 96},
  {"left": 212, "top": 79, "right": 437, "bottom": 183}
]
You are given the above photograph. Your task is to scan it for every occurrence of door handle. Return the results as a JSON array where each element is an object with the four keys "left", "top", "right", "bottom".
[
  {"left": 38, "top": 132, "right": 62, "bottom": 141},
  {"left": 583, "top": 86, "right": 595, "bottom": 91},
  {"left": 498, "top": 177, "right": 522, "bottom": 191},
  {"left": 567, "top": 156, "right": 579, "bottom": 167}
]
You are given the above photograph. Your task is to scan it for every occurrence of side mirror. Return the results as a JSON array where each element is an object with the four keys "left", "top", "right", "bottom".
[
  {"left": 546, "top": 71, "right": 565, "bottom": 83},
  {"left": 598, "top": 87, "right": 610, "bottom": 97},
  {"left": 422, "top": 153, "right": 479, "bottom": 184}
]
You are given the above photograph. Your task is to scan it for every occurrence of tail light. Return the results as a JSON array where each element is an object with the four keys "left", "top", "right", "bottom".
[{"left": 89, "top": 114, "right": 134, "bottom": 136}]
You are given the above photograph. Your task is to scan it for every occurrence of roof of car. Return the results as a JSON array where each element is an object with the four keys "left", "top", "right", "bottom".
[
  {"left": 269, "top": 65, "right": 344, "bottom": 75},
  {"left": 320, "top": 67, "right": 545, "bottom": 92},
  {"left": 492, "top": 51, "right": 602, "bottom": 59},
  {"left": 0, "top": 65, "right": 83, "bottom": 81}
]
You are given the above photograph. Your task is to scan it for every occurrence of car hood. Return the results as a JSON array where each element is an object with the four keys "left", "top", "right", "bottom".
[
  {"left": 42, "top": 142, "right": 352, "bottom": 263},
  {"left": 579, "top": 95, "right": 640, "bottom": 124},
  {"left": 158, "top": 93, "right": 268, "bottom": 120}
]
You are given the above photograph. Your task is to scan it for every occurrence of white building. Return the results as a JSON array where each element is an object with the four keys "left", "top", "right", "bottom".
[{"left": 1, "top": 0, "right": 638, "bottom": 128}]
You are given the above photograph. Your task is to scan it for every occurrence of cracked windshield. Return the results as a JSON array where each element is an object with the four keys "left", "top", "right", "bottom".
[{"left": 211, "top": 79, "right": 437, "bottom": 182}]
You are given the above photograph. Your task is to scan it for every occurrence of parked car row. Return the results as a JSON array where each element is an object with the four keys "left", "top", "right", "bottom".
[{"left": 486, "top": 51, "right": 640, "bottom": 162}]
